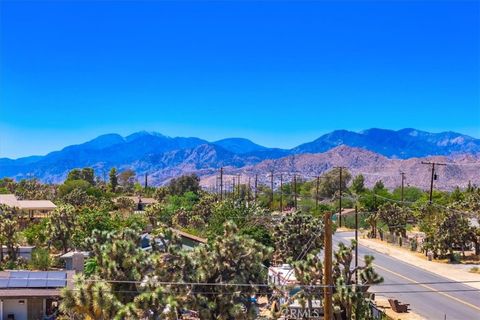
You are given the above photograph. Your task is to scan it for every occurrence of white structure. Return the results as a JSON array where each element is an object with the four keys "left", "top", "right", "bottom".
[{"left": 0, "top": 194, "right": 56, "bottom": 218}]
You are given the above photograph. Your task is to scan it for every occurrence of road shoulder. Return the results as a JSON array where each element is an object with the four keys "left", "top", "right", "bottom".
[{"left": 359, "top": 237, "right": 480, "bottom": 290}]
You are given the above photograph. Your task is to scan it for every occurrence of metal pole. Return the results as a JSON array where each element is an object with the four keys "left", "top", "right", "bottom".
[{"left": 316, "top": 175, "right": 320, "bottom": 210}]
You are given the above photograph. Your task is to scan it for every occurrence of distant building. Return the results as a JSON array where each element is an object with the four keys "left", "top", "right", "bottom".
[
  {"left": 1, "top": 247, "right": 35, "bottom": 262},
  {"left": 125, "top": 196, "right": 158, "bottom": 211},
  {"left": 58, "top": 251, "right": 90, "bottom": 272},
  {"left": 140, "top": 228, "right": 207, "bottom": 252},
  {"left": 0, "top": 270, "right": 74, "bottom": 320},
  {"left": 0, "top": 194, "right": 56, "bottom": 219}
]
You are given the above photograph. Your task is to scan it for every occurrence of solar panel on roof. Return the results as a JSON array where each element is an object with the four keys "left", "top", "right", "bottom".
[
  {"left": 1, "top": 271, "right": 67, "bottom": 288},
  {"left": 28, "top": 271, "right": 48, "bottom": 288},
  {"left": 46, "top": 271, "right": 67, "bottom": 287},
  {"left": 9, "top": 271, "right": 28, "bottom": 287},
  {"left": 0, "top": 278, "right": 8, "bottom": 288}
]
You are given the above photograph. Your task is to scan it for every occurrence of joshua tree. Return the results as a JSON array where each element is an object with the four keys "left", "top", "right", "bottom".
[
  {"left": 0, "top": 204, "right": 20, "bottom": 262},
  {"left": 60, "top": 275, "right": 122, "bottom": 320},
  {"left": 273, "top": 213, "right": 324, "bottom": 263},
  {"left": 46, "top": 204, "right": 77, "bottom": 253},
  {"left": 333, "top": 241, "right": 383, "bottom": 320},
  {"left": 85, "top": 228, "right": 150, "bottom": 304},
  {"left": 189, "top": 222, "right": 272, "bottom": 319}
]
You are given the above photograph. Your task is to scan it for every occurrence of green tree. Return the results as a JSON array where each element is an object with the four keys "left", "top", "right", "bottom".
[
  {"left": 273, "top": 213, "right": 324, "bottom": 263},
  {"left": 109, "top": 168, "right": 118, "bottom": 193},
  {"left": 60, "top": 275, "right": 123, "bottom": 320},
  {"left": 333, "top": 242, "right": 383, "bottom": 319},
  {"left": 168, "top": 174, "right": 201, "bottom": 196},
  {"left": 46, "top": 204, "right": 77, "bottom": 253},
  {"left": 82, "top": 167, "right": 96, "bottom": 185},
  {"left": 85, "top": 228, "right": 150, "bottom": 304},
  {"left": 351, "top": 175, "right": 366, "bottom": 194},
  {"left": 378, "top": 203, "right": 410, "bottom": 239},
  {"left": 30, "top": 248, "right": 51, "bottom": 270},
  {"left": 318, "top": 168, "right": 352, "bottom": 198},
  {"left": 66, "top": 169, "right": 83, "bottom": 182},
  {"left": 189, "top": 222, "right": 272, "bottom": 319},
  {"left": 0, "top": 205, "right": 20, "bottom": 262},
  {"left": 118, "top": 169, "right": 136, "bottom": 192}
]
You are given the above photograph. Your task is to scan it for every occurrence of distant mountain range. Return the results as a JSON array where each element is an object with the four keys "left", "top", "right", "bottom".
[{"left": 1, "top": 128, "right": 479, "bottom": 189}]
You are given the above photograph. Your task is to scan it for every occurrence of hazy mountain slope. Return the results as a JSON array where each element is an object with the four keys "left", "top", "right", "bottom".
[
  {"left": 201, "top": 146, "right": 480, "bottom": 191},
  {"left": 213, "top": 138, "right": 268, "bottom": 154},
  {"left": 1, "top": 128, "right": 479, "bottom": 186},
  {"left": 293, "top": 128, "right": 480, "bottom": 158}
]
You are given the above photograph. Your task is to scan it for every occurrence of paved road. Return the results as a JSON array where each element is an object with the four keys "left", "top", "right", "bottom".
[{"left": 334, "top": 231, "right": 480, "bottom": 320}]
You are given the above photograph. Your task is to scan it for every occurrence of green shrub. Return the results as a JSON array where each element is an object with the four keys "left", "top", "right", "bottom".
[{"left": 30, "top": 248, "right": 51, "bottom": 270}]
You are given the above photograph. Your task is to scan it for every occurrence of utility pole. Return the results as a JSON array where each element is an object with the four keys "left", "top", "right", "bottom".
[
  {"left": 400, "top": 172, "right": 406, "bottom": 206},
  {"left": 335, "top": 167, "right": 346, "bottom": 227},
  {"left": 324, "top": 211, "right": 333, "bottom": 320},
  {"left": 237, "top": 174, "right": 241, "bottom": 199},
  {"left": 316, "top": 176, "right": 320, "bottom": 210},
  {"left": 355, "top": 205, "right": 359, "bottom": 284},
  {"left": 248, "top": 176, "right": 251, "bottom": 203},
  {"left": 421, "top": 162, "right": 446, "bottom": 203},
  {"left": 219, "top": 167, "right": 224, "bottom": 200},
  {"left": 293, "top": 174, "right": 298, "bottom": 210},
  {"left": 144, "top": 173, "right": 148, "bottom": 190},
  {"left": 280, "top": 174, "right": 283, "bottom": 212},
  {"left": 232, "top": 177, "right": 236, "bottom": 199},
  {"left": 254, "top": 174, "right": 258, "bottom": 202},
  {"left": 270, "top": 171, "right": 274, "bottom": 209}
]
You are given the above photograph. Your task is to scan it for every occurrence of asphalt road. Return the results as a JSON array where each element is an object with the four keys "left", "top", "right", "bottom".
[{"left": 334, "top": 231, "right": 480, "bottom": 320}]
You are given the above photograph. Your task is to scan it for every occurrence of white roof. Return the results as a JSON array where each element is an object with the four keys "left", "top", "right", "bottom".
[
  {"left": 268, "top": 264, "right": 298, "bottom": 284},
  {"left": 18, "top": 200, "right": 56, "bottom": 210},
  {"left": 0, "top": 194, "right": 20, "bottom": 207},
  {"left": 0, "top": 194, "right": 56, "bottom": 210}
]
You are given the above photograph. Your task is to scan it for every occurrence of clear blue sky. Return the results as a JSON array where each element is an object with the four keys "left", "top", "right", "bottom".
[{"left": 1, "top": 1, "right": 479, "bottom": 158}]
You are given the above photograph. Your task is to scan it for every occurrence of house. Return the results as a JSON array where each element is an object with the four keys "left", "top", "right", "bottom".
[
  {"left": 140, "top": 228, "right": 207, "bottom": 252},
  {"left": 0, "top": 270, "right": 74, "bottom": 320},
  {"left": 0, "top": 195, "right": 56, "bottom": 219},
  {"left": 58, "top": 251, "right": 90, "bottom": 272},
  {"left": 268, "top": 264, "right": 324, "bottom": 317},
  {"left": 1, "top": 247, "right": 35, "bottom": 262},
  {"left": 125, "top": 196, "right": 157, "bottom": 211}
]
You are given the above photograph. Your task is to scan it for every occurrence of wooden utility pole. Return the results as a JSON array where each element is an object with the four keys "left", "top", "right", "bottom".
[
  {"left": 421, "top": 162, "right": 446, "bottom": 203},
  {"left": 237, "top": 174, "right": 241, "bottom": 199},
  {"left": 316, "top": 176, "right": 320, "bottom": 210},
  {"left": 293, "top": 174, "right": 298, "bottom": 210},
  {"left": 355, "top": 205, "right": 359, "bottom": 284},
  {"left": 220, "top": 167, "right": 224, "bottom": 200},
  {"left": 280, "top": 174, "right": 283, "bottom": 212},
  {"left": 270, "top": 170, "right": 274, "bottom": 209},
  {"left": 400, "top": 172, "right": 406, "bottom": 206},
  {"left": 144, "top": 173, "right": 148, "bottom": 190},
  {"left": 335, "top": 167, "right": 346, "bottom": 227},
  {"left": 324, "top": 211, "right": 333, "bottom": 320},
  {"left": 254, "top": 174, "right": 258, "bottom": 202},
  {"left": 232, "top": 177, "right": 236, "bottom": 199}
]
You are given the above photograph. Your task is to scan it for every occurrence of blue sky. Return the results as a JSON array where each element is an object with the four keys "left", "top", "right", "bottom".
[{"left": 1, "top": 0, "right": 479, "bottom": 158}]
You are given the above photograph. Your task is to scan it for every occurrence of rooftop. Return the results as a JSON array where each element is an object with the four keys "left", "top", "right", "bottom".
[{"left": 0, "top": 194, "right": 56, "bottom": 210}]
